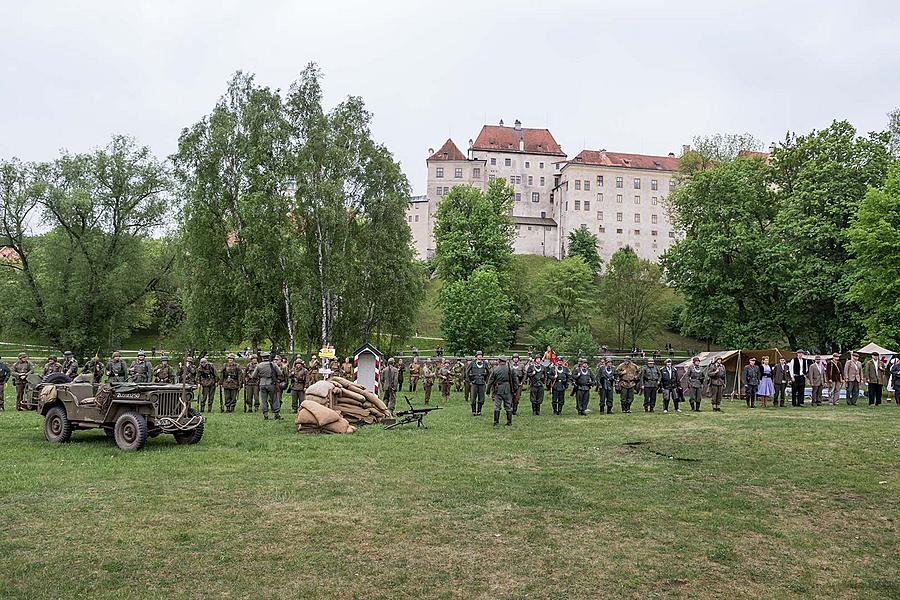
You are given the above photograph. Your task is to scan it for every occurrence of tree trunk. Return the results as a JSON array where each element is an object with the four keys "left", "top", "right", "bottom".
[{"left": 279, "top": 256, "right": 295, "bottom": 354}]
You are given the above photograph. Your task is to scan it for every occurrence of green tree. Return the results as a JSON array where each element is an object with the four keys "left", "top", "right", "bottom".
[
  {"left": 602, "top": 248, "right": 668, "bottom": 349},
  {"left": 559, "top": 325, "right": 597, "bottom": 360},
  {"left": 438, "top": 266, "right": 511, "bottom": 354},
  {"left": 0, "top": 137, "right": 175, "bottom": 357},
  {"left": 566, "top": 226, "right": 602, "bottom": 272},
  {"left": 847, "top": 161, "right": 900, "bottom": 347},
  {"left": 888, "top": 107, "right": 900, "bottom": 158},
  {"left": 535, "top": 256, "right": 595, "bottom": 328},
  {"left": 679, "top": 133, "right": 763, "bottom": 174}
]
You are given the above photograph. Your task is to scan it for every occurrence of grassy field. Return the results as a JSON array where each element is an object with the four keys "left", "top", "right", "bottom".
[{"left": 1, "top": 385, "right": 897, "bottom": 599}]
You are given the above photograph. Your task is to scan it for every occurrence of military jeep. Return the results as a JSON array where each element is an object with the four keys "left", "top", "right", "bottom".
[{"left": 36, "top": 375, "right": 205, "bottom": 451}]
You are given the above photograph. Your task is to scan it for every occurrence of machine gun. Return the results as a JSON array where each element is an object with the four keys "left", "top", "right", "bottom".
[{"left": 384, "top": 397, "right": 442, "bottom": 430}]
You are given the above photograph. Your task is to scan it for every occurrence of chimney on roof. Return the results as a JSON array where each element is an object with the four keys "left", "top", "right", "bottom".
[
  {"left": 682, "top": 144, "right": 691, "bottom": 155},
  {"left": 514, "top": 119, "right": 521, "bottom": 130},
  {"left": 499, "top": 118, "right": 504, "bottom": 126},
  {"left": 468, "top": 139, "right": 473, "bottom": 148},
  {"left": 428, "top": 148, "right": 434, "bottom": 156},
  {"left": 668, "top": 152, "right": 675, "bottom": 157}
]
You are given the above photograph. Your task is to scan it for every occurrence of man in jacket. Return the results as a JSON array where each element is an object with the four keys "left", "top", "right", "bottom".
[
  {"left": 772, "top": 357, "right": 791, "bottom": 408},
  {"left": 825, "top": 353, "right": 844, "bottom": 406},
  {"left": 12, "top": 352, "right": 34, "bottom": 411},
  {"left": 244, "top": 355, "right": 259, "bottom": 412},
  {"left": 465, "top": 351, "right": 489, "bottom": 416},
  {"left": 808, "top": 357, "right": 826, "bottom": 406},
  {"left": 408, "top": 358, "right": 420, "bottom": 393},
  {"left": 571, "top": 357, "right": 594, "bottom": 416},
  {"left": 220, "top": 354, "right": 243, "bottom": 412},
  {"left": 549, "top": 357, "right": 571, "bottom": 415},
  {"left": 615, "top": 356, "right": 640, "bottom": 413},
  {"left": 843, "top": 352, "right": 864, "bottom": 406},
  {"left": 510, "top": 354, "right": 525, "bottom": 415},
  {"left": 639, "top": 358, "right": 661, "bottom": 413},
  {"left": 705, "top": 356, "right": 727, "bottom": 412},
  {"left": 596, "top": 358, "right": 616, "bottom": 414},
  {"left": 742, "top": 357, "right": 761, "bottom": 408},
  {"left": 198, "top": 357, "right": 218, "bottom": 413},
  {"left": 659, "top": 358, "right": 681, "bottom": 413},
  {"left": 789, "top": 351, "right": 808, "bottom": 407},
  {"left": 486, "top": 355, "right": 519, "bottom": 427},
  {"left": 154, "top": 356, "right": 173, "bottom": 383},
  {"left": 289, "top": 358, "right": 308, "bottom": 413},
  {"left": 106, "top": 351, "right": 129, "bottom": 383},
  {"left": 525, "top": 354, "right": 547, "bottom": 415},
  {"left": 251, "top": 351, "right": 283, "bottom": 420},
  {"left": 864, "top": 352, "right": 886, "bottom": 406},
  {"left": 422, "top": 360, "right": 435, "bottom": 405},
  {"left": 687, "top": 356, "right": 705, "bottom": 411},
  {"left": 381, "top": 357, "right": 400, "bottom": 413},
  {"left": 130, "top": 351, "right": 152, "bottom": 383}
]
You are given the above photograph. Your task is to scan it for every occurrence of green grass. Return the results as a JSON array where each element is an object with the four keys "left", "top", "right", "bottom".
[{"left": 1, "top": 384, "right": 898, "bottom": 599}]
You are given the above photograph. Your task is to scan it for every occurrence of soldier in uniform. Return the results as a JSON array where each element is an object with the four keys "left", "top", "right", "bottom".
[
  {"left": 220, "top": 354, "right": 243, "bottom": 412},
  {"left": 509, "top": 354, "right": 524, "bottom": 415},
  {"left": 465, "top": 351, "right": 489, "bottom": 416},
  {"left": 290, "top": 358, "right": 308, "bottom": 413},
  {"left": 83, "top": 354, "right": 104, "bottom": 384},
  {"left": 452, "top": 359, "right": 464, "bottom": 392},
  {"left": 615, "top": 356, "right": 640, "bottom": 413},
  {"left": 154, "top": 356, "right": 174, "bottom": 383},
  {"left": 422, "top": 359, "right": 435, "bottom": 404},
  {"left": 408, "top": 357, "right": 420, "bottom": 392},
  {"left": 639, "top": 358, "right": 661, "bottom": 413},
  {"left": 130, "top": 351, "right": 152, "bottom": 383},
  {"left": 548, "top": 356, "right": 571, "bottom": 415},
  {"left": 595, "top": 358, "right": 616, "bottom": 414},
  {"left": 251, "top": 351, "right": 283, "bottom": 420},
  {"left": 0, "top": 356, "right": 8, "bottom": 411},
  {"left": 341, "top": 356, "right": 353, "bottom": 379},
  {"left": 462, "top": 358, "right": 472, "bottom": 404},
  {"left": 572, "top": 357, "right": 594, "bottom": 416},
  {"left": 438, "top": 359, "right": 452, "bottom": 404},
  {"left": 687, "top": 356, "right": 705, "bottom": 411},
  {"left": 742, "top": 357, "right": 761, "bottom": 408},
  {"left": 179, "top": 356, "right": 198, "bottom": 387},
  {"left": 705, "top": 356, "right": 727, "bottom": 412},
  {"left": 197, "top": 357, "right": 217, "bottom": 413},
  {"left": 61, "top": 351, "right": 78, "bottom": 379},
  {"left": 12, "top": 352, "right": 34, "bottom": 410},
  {"left": 660, "top": 358, "right": 680, "bottom": 413},
  {"left": 487, "top": 355, "right": 519, "bottom": 427},
  {"left": 307, "top": 356, "right": 321, "bottom": 387},
  {"left": 381, "top": 357, "right": 400, "bottom": 413},
  {"left": 106, "top": 351, "right": 128, "bottom": 383},
  {"left": 243, "top": 355, "right": 259, "bottom": 412},
  {"left": 276, "top": 355, "right": 289, "bottom": 410},
  {"left": 525, "top": 354, "right": 546, "bottom": 415},
  {"left": 396, "top": 358, "right": 405, "bottom": 393},
  {"left": 43, "top": 355, "right": 63, "bottom": 377}
]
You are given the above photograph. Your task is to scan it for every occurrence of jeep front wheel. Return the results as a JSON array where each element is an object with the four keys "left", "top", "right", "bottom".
[
  {"left": 44, "top": 406, "right": 72, "bottom": 443},
  {"left": 113, "top": 411, "right": 148, "bottom": 451},
  {"left": 174, "top": 408, "right": 204, "bottom": 445}
]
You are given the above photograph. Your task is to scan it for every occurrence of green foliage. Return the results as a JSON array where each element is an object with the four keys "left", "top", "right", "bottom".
[
  {"left": 566, "top": 226, "right": 602, "bottom": 272},
  {"left": 679, "top": 133, "right": 763, "bottom": 174},
  {"left": 0, "top": 137, "right": 176, "bottom": 357},
  {"left": 888, "top": 107, "right": 900, "bottom": 158},
  {"left": 559, "top": 325, "right": 597, "bottom": 359},
  {"left": 847, "top": 161, "right": 900, "bottom": 347},
  {"left": 602, "top": 248, "right": 668, "bottom": 349},
  {"left": 535, "top": 256, "right": 596, "bottom": 328},
  {"left": 531, "top": 326, "right": 566, "bottom": 354},
  {"left": 437, "top": 266, "right": 510, "bottom": 354}
]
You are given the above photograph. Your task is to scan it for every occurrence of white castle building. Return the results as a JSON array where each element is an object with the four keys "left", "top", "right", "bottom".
[{"left": 406, "top": 120, "right": 680, "bottom": 262}]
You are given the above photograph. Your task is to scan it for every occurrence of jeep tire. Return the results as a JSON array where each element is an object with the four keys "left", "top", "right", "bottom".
[
  {"left": 174, "top": 408, "right": 204, "bottom": 445},
  {"left": 44, "top": 406, "right": 72, "bottom": 443},
  {"left": 113, "top": 411, "right": 148, "bottom": 451}
]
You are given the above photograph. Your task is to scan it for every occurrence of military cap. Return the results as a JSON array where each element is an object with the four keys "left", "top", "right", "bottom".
[
  {"left": 185, "top": 356, "right": 194, "bottom": 362},
  {"left": 692, "top": 356, "right": 700, "bottom": 362},
  {"left": 388, "top": 357, "right": 396, "bottom": 364},
  {"left": 579, "top": 357, "right": 588, "bottom": 364},
  {"left": 48, "top": 355, "right": 57, "bottom": 361},
  {"left": 294, "top": 357, "right": 303, "bottom": 364},
  {"left": 63, "top": 350, "right": 73, "bottom": 357},
  {"left": 497, "top": 355, "right": 508, "bottom": 362},
  {"left": 647, "top": 357, "right": 655, "bottom": 363},
  {"left": 832, "top": 352, "right": 840, "bottom": 358},
  {"left": 18, "top": 352, "right": 27, "bottom": 358},
  {"left": 227, "top": 353, "right": 236, "bottom": 359},
  {"left": 160, "top": 355, "right": 169, "bottom": 361},
  {"left": 199, "top": 357, "right": 208, "bottom": 364},
  {"left": 512, "top": 353, "right": 519, "bottom": 359},
  {"left": 260, "top": 351, "right": 271, "bottom": 358},
  {"left": 475, "top": 350, "right": 483, "bottom": 357},
  {"left": 138, "top": 349, "right": 145, "bottom": 356}
]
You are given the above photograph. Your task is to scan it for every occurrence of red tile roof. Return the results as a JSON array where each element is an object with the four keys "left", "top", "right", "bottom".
[
  {"left": 737, "top": 150, "right": 770, "bottom": 162},
  {"left": 427, "top": 139, "right": 467, "bottom": 162},
  {"left": 0, "top": 245, "right": 21, "bottom": 261},
  {"left": 471, "top": 125, "right": 565, "bottom": 156},
  {"left": 570, "top": 150, "right": 679, "bottom": 172}
]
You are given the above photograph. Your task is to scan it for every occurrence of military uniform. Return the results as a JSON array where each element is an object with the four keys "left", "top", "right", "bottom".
[
  {"left": 408, "top": 359, "right": 421, "bottom": 392},
  {"left": 277, "top": 359, "right": 289, "bottom": 409},
  {"left": 422, "top": 363, "right": 435, "bottom": 404},
  {"left": 179, "top": 361, "right": 198, "bottom": 386},
  {"left": 465, "top": 355, "right": 490, "bottom": 416},
  {"left": 220, "top": 358, "right": 243, "bottom": 412},
  {"left": 639, "top": 361, "right": 661, "bottom": 412},
  {"left": 198, "top": 360, "right": 217, "bottom": 413},
  {"left": 452, "top": 360, "right": 464, "bottom": 392},
  {"left": 289, "top": 362, "right": 308, "bottom": 412},
  {"left": 106, "top": 357, "right": 129, "bottom": 383},
  {"left": 687, "top": 361, "right": 705, "bottom": 411},
  {"left": 595, "top": 363, "right": 616, "bottom": 414},
  {"left": 0, "top": 359, "right": 10, "bottom": 411},
  {"left": 462, "top": 360, "right": 472, "bottom": 403},
  {"left": 438, "top": 363, "right": 452, "bottom": 403},
  {"left": 615, "top": 360, "right": 640, "bottom": 413},
  {"left": 130, "top": 357, "right": 153, "bottom": 383},
  {"left": 12, "top": 356, "right": 34, "bottom": 410},
  {"left": 525, "top": 359, "right": 546, "bottom": 415},
  {"left": 549, "top": 362, "right": 571, "bottom": 415},
  {"left": 396, "top": 358, "right": 405, "bottom": 393},
  {"left": 660, "top": 362, "right": 681, "bottom": 412},
  {"left": 381, "top": 359, "right": 400, "bottom": 413},
  {"left": 487, "top": 358, "right": 519, "bottom": 426},
  {"left": 251, "top": 356, "right": 283, "bottom": 419},
  {"left": 43, "top": 358, "right": 63, "bottom": 377},
  {"left": 572, "top": 362, "right": 594, "bottom": 416},
  {"left": 341, "top": 358, "right": 353, "bottom": 380},
  {"left": 307, "top": 357, "right": 321, "bottom": 387},
  {"left": 244, "top": 360, "right": 260, "bottom": 412},
  {"left": 743, "top": 361, "right": 761, "bottom": 408},
  {"left": 154, "top": 360, "right": 174, "bottom": 383},
  {"left": 62, "top": 353, "right": 79, "bottom": 379},
  {"left": 510, "top": 356, "right": 524, "bottom": 415}
]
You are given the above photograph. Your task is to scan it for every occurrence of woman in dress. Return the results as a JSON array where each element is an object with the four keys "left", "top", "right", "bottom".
[{"left": 757, "top": 356, "right": 775, "bottom": 408}]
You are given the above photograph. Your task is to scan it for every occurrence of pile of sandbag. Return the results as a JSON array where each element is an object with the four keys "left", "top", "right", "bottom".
[
  {"left": 301, "top": 376, "right": 392, "bottom": 426},
  {"left": 295, "top": 399, "right": 356, "bottom": 434}
]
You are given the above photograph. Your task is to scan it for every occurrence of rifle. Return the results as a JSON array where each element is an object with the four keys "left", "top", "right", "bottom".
[{"left": 384, "top": 397, "right": 443, "bottom": 430}]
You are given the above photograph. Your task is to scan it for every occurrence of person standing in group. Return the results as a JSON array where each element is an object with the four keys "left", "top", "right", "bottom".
[
  {"left": 772, "top": 357, "right": 791, "bottom": 408},
  {"left": 341, "top": 356, "right": 353, "bottom": 379},
  {"left": 525, "top": 354, "right": 546, "bottom": 415},
  {"left": 438, "top": 359, "right": 452, "bottom": 404},
  {"left": 154, "top": 356, "right": 173, "bottom": 383},
  {"left": 509, "top": 354, "right": 524, "bottom": 415},
  {"left": 452, "top": 359, "right": 464, "bottom": 393},
  {"left": 462, "top": 358, "right": 472, "bottom": 404},
  {"left": 687, "top": 356, "right": 705, "bottom": 411},
  {"left": 639, "top": 358, "right": 661, "bottom": 413},
  {"left": 890, "top": 357, "right": 900, "bottom": 405},
  {"left": 197, "top": 357, "right": 218, "bottom": 413},
  {"left": 179, "top": 356, "right": 198, "bottom": 387},
  {"left": 43, "top": 355, "right": 62, "bottom": 377},
  {"left": 307, "top": 356, "right": 321, "bottom": 386},
  {"left": 61, "top": 351, "right": 78, "bottom": 379},
  {"left": 615, "top": 356, "right": 640, "bottom": 413},
  {"left": 757, "top": 356, "right": 774, "bottom": 408},
  {"left": 465, "top": 351, "right": 489, "bottom": 416},
  {"left": 660, "top": 358, "right": 681, "bottom": 413},
  {"left": 706, "top": 356, "right": 727, "bottom": 412},
  {"left": 289, "top": 358, "right": 308, "bottom": 413},
  {"left": 106, "top": 351, "right": 128, "bottom": 383},
  {"left": 843, "top": 352, "right": 864, "bottom": 406},
  {"left": 596, "top": 358, "right": 616, "bottom": 414},
  {"left": 864, "top": 352, "right": 886, "bottom": 407},
  {"left": 408, "top": 358, "right": 420, "bottom": 392},
  {"left": 12, "top": 352, "right": 34, "bottom": 411},
  {"left": 487, "top": 356, "right": 519, "bottom": 427},
  {"left": 742, "top": 357, "right": 761, "bottom": 409},
  {"left": 548, "top": 356, "right": 571, "bottom": 415},
  {"left": 571, "top": 357, "right": 594, "bottom": 416},
  {"left": 251, "top": 351, "right": 282, "bottom": 420},
  {"left": 396, "top": 358, "right": 405, "bottom": 395},
  {"left": 826, "top": 353, "right": 844, "bottom": 406},
  {"left": 220, "top": 354, "right": 243, "bottom": 412},
  {"left": 243, "top": 355, "right": 259, "bottom": 412},
  {"left": 789, "top": 350, "right": 808, "bottom": 407},
  {"left": 808, "top": 357, "right": 826, "bottom": 406},
  {"left": 276, "top": 356, "right": 289, "bottom": 412},
  {"left": 380, "top": 357, "right": 400, "bottom": 413},
  {"left": 422, "top": 359, "right": 435, "bottom": 405},
  {"left": 130, "top": 351, "right": 152, "bottom": 383}
]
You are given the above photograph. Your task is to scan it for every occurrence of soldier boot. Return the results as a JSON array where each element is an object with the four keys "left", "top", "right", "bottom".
[
  {"left": 505, "top": 411, "right": 512, "bottom": 426},
  {"left": 493, "top": 410, "right": 500, "bottom": 427},
  {"left": 476, "top": 402, "right": 483, "bottom": 416}
]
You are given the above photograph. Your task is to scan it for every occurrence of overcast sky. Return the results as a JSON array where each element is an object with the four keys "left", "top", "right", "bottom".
[{"left": 1, "top": 1, "right": 898, "bottom": 195}]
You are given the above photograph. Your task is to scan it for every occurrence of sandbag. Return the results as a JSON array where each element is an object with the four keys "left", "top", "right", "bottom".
[
  {"left": 367, "top": 394, "right": 388, "bottom": 412},
  {"left": 323, "top": 417, "right": 351, "bottom": 434},
  {"left": 306, "top": 380, "right": 335, "bottom": 398},
  {"left": 339, "top": 388, "right": 366, "bottom": 403},
  {"left": 347, "top": 383, "right": 367, "bottom": 393},
  {"left": 300, "top": 399, "right": 341, "bottom": 427},
  {"left": 330, "top": 376, "right": 353, "bottom": 387},
  {"left": 305, "top": 393, "right": 330, "bottom": 405},
  {"left": 295, "top": 408, "right": 318, "bottom": 426}
]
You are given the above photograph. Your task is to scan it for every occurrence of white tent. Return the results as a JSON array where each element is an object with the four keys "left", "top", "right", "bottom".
[{"left": 855, "top": 342, "right": 896, "bottom": 356}]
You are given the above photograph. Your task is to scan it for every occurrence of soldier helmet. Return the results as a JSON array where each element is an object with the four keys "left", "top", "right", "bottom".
[
  {"left": 512, "top": 353, "right": 519, "bottom": 359},
  {"left": 497, "top": 355, "right": 507, "bottom": 362},
  {"left": 294, "top": 357, "right": 302, "bottom": 364},
  {"left": 692, "top": 356, "right": 700, "bottom": 363},
  {"left": 112, "top": 351, "right": 121, "bottom": 358},
  {"left": 260, "top": 351, "right": 271, "bottom": 358},
  {"left": 714, "top": 356, "right": 723, "bottom": 363},
  {"left": 63, "top": 350, "right": 73, "bottom": 357},
  {"left": 647, "top": 358, "right": 654, "bottom": 363},
  {"left": 475, "top": 350, "right": 483, "bottom": 357},
  {"left": 185, "top": 356, "right": 194, "bottom": 362},
  {"left": 579, "top": 357, "right": 588, "bottom": 364},
  {"left": 160, "top": 355, "right": 169, "bottom": 361},
  {"left": 388, "top": 357, "right": 395, "bottom": 364},
  {"left": 18, "top": 352, "right": 27, "bottom": 359},
  {"left": 138, "top": 350, "right": 145, "bottom": 357},
  {"left": 48, "top": 355, "right": 57, "bottom": 361},
  {"left": 832, "top": 352, "right": 840, "bottom": 358},
  {"left": 227, "top": 353, "right": 236, "bottom": 360}
]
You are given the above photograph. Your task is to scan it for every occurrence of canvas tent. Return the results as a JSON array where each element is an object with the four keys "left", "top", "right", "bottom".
[
  {"left": 855, "top": 342, "right": 896, "bottom": 356},
  {"left": 677, "top": 348, "right": 799, "bottom": 398}
]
